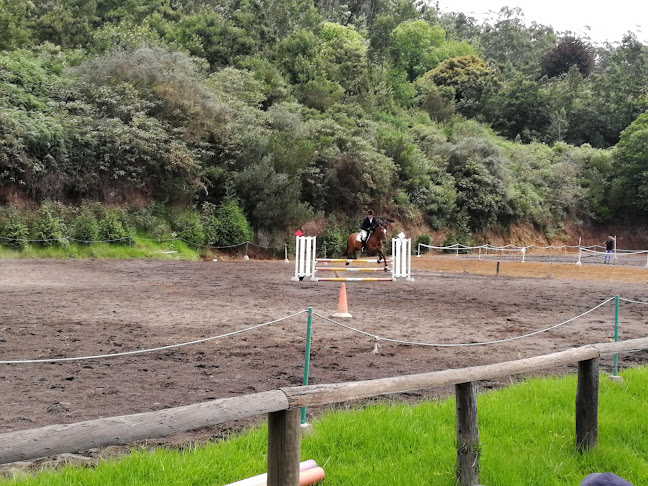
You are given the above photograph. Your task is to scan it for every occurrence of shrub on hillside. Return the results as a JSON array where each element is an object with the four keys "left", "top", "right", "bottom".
[
  {"left": 321, "top": 225, "right": 348, "bottom": 258},
  {"left": 71, "top": 208, "right": 100, "bottom": 243},
  {"left": 0, "top": 209, "right": 29, "bottom": 249},
  {"left": 171, "top": 210, "right": 206, "bottom": 246},
  {"left": 34, "top": 204, "right": 64, "bottom": 245},
  {"left": 99, "top": 210, "right": 131, "bottom": 243},
  {"left": 202, "top": 199, "right": 253, "bottom": 247},
  {"left": 415, "top": 233, "right": 431, "bottom": 254},
  {"left": 442, "top": 212, "right": 473, "bottom": 251}
]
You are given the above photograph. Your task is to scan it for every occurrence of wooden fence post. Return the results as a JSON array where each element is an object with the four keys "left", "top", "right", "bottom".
[
  {"left": 456, "top": 382, "right": 479, "bottom": 486},
  {"left": 267, "top": 409, "right": 301, "bottom": 486},
  {"left": 575, "top": 358, "right": 599, "bottom": 452}
]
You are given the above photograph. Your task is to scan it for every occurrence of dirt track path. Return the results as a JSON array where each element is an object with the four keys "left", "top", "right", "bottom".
[{"left": 1, "top": 258, "right": 647, "bottom": 461}]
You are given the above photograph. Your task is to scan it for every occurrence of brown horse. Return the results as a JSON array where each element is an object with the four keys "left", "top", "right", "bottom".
[{"left": 345, "top": 220, "right": 389, "bottom": 271}]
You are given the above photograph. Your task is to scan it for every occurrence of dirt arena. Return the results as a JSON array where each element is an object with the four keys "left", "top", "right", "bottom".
[{"left": 1, "top": 256, "right": 648, "bottom": 465}]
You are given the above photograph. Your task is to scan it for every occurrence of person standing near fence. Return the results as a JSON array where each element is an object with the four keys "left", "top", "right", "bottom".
[{"left": 604, "top": 236, "right": 616, "bottom": 264}]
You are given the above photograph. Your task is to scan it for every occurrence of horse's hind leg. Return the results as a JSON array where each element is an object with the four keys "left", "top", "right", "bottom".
[
  {"left": 345, "top": 246, "right": 354, "bottom": 265},
  {"left": 380, "top": 250, "right": 388, "bottom": 271}
]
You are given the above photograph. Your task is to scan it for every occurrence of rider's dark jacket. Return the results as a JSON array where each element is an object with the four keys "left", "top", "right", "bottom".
[{"left": 360, "top": 216, "right": 376, "bottom": 232}]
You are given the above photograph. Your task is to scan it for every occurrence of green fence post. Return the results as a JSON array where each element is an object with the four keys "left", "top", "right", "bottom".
[{"left": 301, "top": 308, "right": 313, "bottom": 424}]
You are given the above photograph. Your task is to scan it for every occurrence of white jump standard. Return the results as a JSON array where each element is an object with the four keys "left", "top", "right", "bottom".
[{"left": 291, "top": 234, "right": 414, "bottom": 282}]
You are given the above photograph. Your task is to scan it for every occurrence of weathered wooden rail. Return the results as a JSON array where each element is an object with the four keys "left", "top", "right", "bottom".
[{"left": 1, "top": 337, "right": 647, "bottom": 485}]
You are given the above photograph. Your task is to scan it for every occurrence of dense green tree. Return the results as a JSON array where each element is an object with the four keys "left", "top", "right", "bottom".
[
  {"left": 166, "top": 10, "right": 257, "bottom": 68},
  {"left": 615, "top": 112, "right": 648, "bottom": 212},
  {"left": 275, "top": 29, "right": 323, "bottom": 84},
  {"left": 317, "top": 22, "right": 369, "bottom": 94},
  {"left": 478, "top": 7, "right": 556, "bottom": 75},
  {"left": 0, "top": 0, "right": 33, "bottom": 50},
  {"left": 482, "top": 75, "right": 552, "bottom": 143},
  {"left": 423, "top": 55, "right": 495, "bottom": 118},
  {"left": 391, "top": 19, "right": 445, "bottom": 80},
  {"left": 446, "top": 137, "right": 510, "bottom": 231}
]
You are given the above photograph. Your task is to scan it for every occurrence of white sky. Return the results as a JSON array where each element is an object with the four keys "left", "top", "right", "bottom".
[{"left": 435, "top": 0, "right": 646, "bottom": 45}]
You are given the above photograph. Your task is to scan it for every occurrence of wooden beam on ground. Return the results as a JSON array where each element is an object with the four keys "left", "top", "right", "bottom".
[
  {"left": 0, "top": 390, "right": 288, "bottom": 465},
  {"left": 282, "top": 347, "right": 600, "bottom": 408}
]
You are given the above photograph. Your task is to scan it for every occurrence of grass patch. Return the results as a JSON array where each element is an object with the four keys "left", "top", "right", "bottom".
[
  {"left": 2, "top": 368, "right": 647, "bottom": 485},
  {"left": 0, "top": 236, "right": 201, "bottom": 260}
]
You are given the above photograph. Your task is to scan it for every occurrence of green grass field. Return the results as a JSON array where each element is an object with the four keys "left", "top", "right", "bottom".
[
  {"left": 0, "top": 237, "right": 201, "bottom": 261},
  {"left": 2, "top": 368, "right": 647, "bottom": 485}
]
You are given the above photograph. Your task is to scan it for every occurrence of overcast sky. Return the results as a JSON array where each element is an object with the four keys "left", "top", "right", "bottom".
[{"left": 435, "top": 0, "right": 646, "bottom": 45}]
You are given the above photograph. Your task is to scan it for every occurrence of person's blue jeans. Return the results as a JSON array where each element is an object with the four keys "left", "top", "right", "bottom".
[{"left": 604, "top": 250, "right": 612, "bottom": 263}]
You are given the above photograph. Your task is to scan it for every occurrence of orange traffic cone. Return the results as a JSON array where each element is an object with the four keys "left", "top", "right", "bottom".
[{"left": 332, "top": 283, "right": 352, "bottom": 318}]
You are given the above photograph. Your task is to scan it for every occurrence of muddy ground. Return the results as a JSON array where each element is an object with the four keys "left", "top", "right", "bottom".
[{"left": 1, "top": 257, "right": 647, "bottom": 466}]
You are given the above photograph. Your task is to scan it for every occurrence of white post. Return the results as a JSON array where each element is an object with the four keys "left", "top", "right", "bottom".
[
  {"left": 478, "top": 247, "right": 481, "bottom": 260},
  {"left": 291, "top": 236, "right": 316, "bottom": 281},
  {"left": 284, "top": 243, "right": 289, "bottom": 263},
  {"left": 576, "top": 246, "right": 582, "bottom": 266},
  {"left": 392, "top": 234, "right": 414, "bottom": 281},
  {"left": 417, "top": 243, "right": 421, "bottom": 257},
  {"left": 243, "top": 242, "right": 250, "bottom": 260},
  {"left": 613, "top": 235, "right": 618, "bottom": 261},
  {"left": 521, "top": 247, "right": 526, "bottom": 263}
]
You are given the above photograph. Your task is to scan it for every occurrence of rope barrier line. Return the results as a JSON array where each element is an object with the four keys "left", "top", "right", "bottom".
[
  {"left": 1, "top": 295, "right": 643, "bottom": 363},
  {"left": 582, "top": 248, "right": 648, "bottom": 256},
  {"left": 619, "top": 297, "right": 648, "bottom": 305},
  {"left": 0, "top": 310, "right": 309, "bottom": 364},
  {"left": 314, "top": 297, "right": 616, "bottom": 348}
]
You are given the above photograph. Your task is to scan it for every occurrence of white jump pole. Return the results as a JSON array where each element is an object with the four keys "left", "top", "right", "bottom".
[
  {"left": 521, "top": 247, "right": 526, "bottom": 263},
  {"left": 576, "top": 246, "right": 582, "bottom": 266}
]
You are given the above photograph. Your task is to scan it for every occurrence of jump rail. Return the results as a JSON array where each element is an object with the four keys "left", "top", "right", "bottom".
[
  {"left": 1, "top": 337, "right": 647, "bottom": 485},
  {"left": 291, "top": 234, "right": 413, "bottom": 282}
]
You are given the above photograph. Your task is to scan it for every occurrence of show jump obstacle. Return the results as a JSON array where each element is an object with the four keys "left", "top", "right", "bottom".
[{"left": 291, "top": 233, "right": 414, "bottom": 282}]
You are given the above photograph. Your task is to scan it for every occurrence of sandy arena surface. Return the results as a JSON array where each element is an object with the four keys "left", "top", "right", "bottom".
[{"left": 1, "top": 256, "right": 648, "bottom": 466}]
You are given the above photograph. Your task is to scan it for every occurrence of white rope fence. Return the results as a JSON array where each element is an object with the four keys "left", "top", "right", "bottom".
[
  {"left": 0, "top": 310, "right": 308, "bottom": 364},
  {"left": 313, "top": 297, "right": 616, "bottom": 348},
  {"left": 418, "top": 241, "right": 648, "bottom": 268},
  {"left": 1, "top": 296, "right": 646, "bottom": 364}
]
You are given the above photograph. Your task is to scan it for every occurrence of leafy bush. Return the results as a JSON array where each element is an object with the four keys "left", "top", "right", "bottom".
[
  {"left": 34, "top": 204, "right": 64, "bottom": 245},
  {"left": 171, "top": 210, "right": 206, "bottom": 246},
  {"left": 322, "top": 225, "right": 349, "bottom": 258},
  {"left": 71, "top": 208, "right": 100, "bottom": 243},
  {"left": 202, "top": 199, "right": 253, "bottom": 247},
  {"left": 415, "top": 233, "right": 431, "bottom": 254},
  {"left": 0, "top": 209, "right": 29, "bottom": 249},
  {"left": 98, "top": 210, "right": 131, "bottom": 243},
  {"left": 442, "top": 212, "right": 473, "bottom": 250}
]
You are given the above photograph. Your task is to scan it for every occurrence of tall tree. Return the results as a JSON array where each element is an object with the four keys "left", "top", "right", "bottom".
[
  {"left": 540, "top": 36, "right": 594, "bottom": 78},
  {"left": 0, "top": 0, "right": 33, "bottom": 50}
]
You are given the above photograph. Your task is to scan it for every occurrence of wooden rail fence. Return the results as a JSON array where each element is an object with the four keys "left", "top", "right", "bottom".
[{"left": 1, "top": 337, "right": 647, "bottom": 485}]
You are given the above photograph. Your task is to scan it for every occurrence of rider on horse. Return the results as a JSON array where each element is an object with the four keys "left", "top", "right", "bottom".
[{"left": 359, "top": 210, "right": 376, "bottom": 252}]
